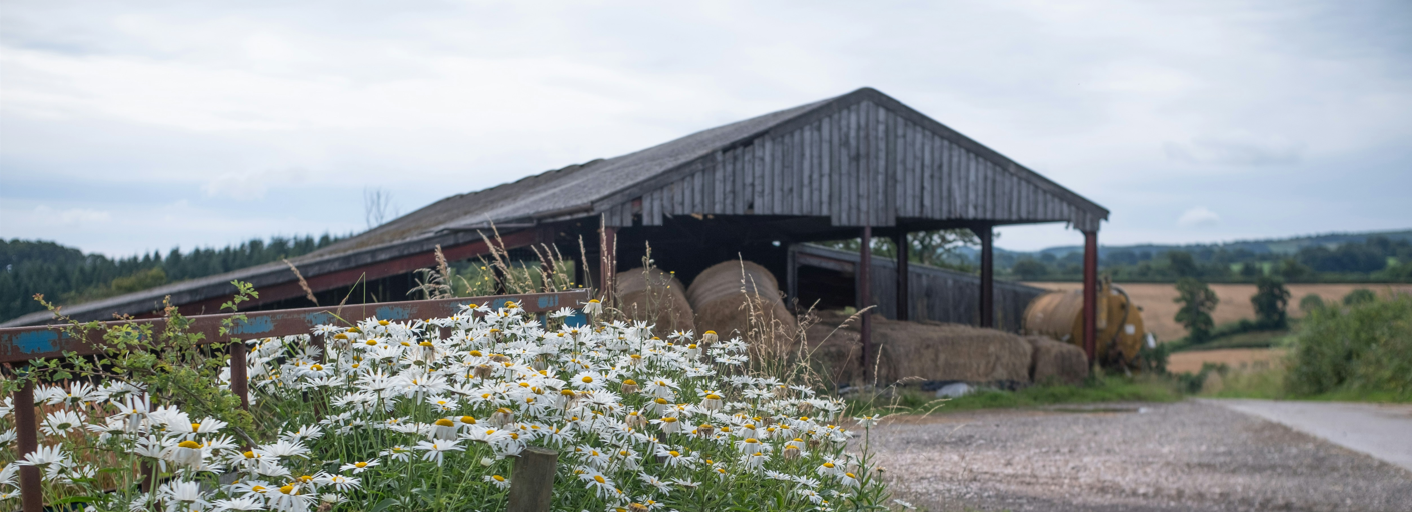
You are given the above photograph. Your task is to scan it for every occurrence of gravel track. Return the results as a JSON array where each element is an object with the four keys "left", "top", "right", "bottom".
[{"left": 863, "top": 400, "right": 1412, "bottom": 511}]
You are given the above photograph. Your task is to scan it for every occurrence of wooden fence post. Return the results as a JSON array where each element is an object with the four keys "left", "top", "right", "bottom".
[
  {"left": 507, "top": 447, "right": 558, "bottom": 512},
  {"left": 15, "top": 377, "right": 42, "bottom": 512}
]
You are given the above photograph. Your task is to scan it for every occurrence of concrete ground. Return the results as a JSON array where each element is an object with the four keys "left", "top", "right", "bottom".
[
  {"left": 866, "top": 400, "right": 1412, "bottom": 511},
  {"left": 1202, "top": 399, "right": 1412, "bottom": 473}
]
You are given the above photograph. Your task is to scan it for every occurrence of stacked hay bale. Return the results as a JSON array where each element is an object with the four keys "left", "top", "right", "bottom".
[
  {"left": 1023, "top": 335, "right": 1089, "bottom": 385},
  {"left": 686, "top": 261, "right": 796, "bottom": 343},
  {"left": 615, "top": 267, "right": 694, "bottom": 336},
  {"left": 806, "top": 311, "right": 1033, "bottom": 386}
]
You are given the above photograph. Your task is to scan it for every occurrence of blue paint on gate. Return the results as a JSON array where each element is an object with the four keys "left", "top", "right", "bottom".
[
  {"left": 230, "top": 316, "right": 274, "bottom": 335},
  {"left": 375, "top": 306, "right": 410, "bottom": 320},
  {"left": 537, "top": 295, "right": 559, "bottom": 309},
  {"left": 17, "top": 330, "right": 58, "bottom": 354},
  {"left": 562, "top": 312, "right": 587, "bottom": 328},
  {"left": 304, "top": 312, "right": 335, "bottom": 327}
]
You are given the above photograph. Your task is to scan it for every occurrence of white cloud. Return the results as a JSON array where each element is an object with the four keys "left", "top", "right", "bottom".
[
  {"left": 31, "top": 205, "right": 112, "bottom": 226},
  {"left": 203, "top": 168, "right": 309, "bottom": 201},
  {"left": 1177, "top": 206, "right": 1221, "bottom": 228},
  {"left": 1, "top": 0, "right": 1409, "bottom": 255}
]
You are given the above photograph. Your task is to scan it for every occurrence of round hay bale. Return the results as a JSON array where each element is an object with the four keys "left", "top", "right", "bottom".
[
  {"left": 1023, "top": 335, "right": 1089, "bottom": 385},
  {"left": 615, "top": 267, "right": 694, "bottom": 335},
  {"left": 806, "top": 311, "right": 1033, "bottom": 386},
  {"left": 686, "top": 261, "right": 796, "bottom": 342}
]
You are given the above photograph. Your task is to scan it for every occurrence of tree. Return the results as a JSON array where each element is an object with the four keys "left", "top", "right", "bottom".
[
  {"left": 1343, "top": 288, "right": 1376, "bottom": 306},
  {"left": 1299, "top": 293, "right": 1325, "bottom": 313},
  {"left": 1277, "top": 258, "right": 1311, "bottom": 281},
  {"left": 1167, "top": 251, "right": 1199, "bottom": 278},
  {"left": 1011, "top": 259, "right": 1049, "bottom": 280},
  {"left": 1250, "top": 276, "right": 1291, "bottom": 329},
  {"left": 1174, "top": 277, "right": 1219, "bottom": 343}
]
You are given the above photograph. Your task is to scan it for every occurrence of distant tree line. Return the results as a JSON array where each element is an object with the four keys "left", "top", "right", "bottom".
[
  {"left": 0, "top": 235, "right": 344, "bottom": 323},
  {"left": 1004, "top": 236, "right": 1412, "bottom": 283}
]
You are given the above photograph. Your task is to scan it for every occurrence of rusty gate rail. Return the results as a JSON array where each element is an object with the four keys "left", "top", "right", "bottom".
[{"left": 2, "top": 288, "right": 590, "bottom": 512}]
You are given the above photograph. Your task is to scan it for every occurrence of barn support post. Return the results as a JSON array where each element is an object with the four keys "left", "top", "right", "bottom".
[
  {"left": 1082, "top": 230, "right": 1099, "bottom": 362},
  {"left": 979, "top": 224, "right": 994, "bottom": 328},
  {"left": 894, "top": 232, "right": 909, "bottom": 321},
  {"left": 859, "top": 226, "right": 873, "bottom": 382},
  {"left": 16, "top": 376, "right": 41, "bottom": 512}
]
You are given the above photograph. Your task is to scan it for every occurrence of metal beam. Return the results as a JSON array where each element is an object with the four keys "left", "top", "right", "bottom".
[{"left": 0, "top": 290, "right": 590, "bottom": 363}]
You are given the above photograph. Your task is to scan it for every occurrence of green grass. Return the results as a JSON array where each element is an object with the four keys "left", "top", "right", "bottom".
[
  {"left": 1175, "top": 328, "right": 1293, "bottom": 351},
  {"left": 845, "top": 374, "right": 1182, "bottom": 417}
]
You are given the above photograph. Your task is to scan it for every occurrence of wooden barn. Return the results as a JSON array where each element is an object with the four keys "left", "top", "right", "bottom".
[{"left": 4, "top": 88, "right": 1109, "bottom": 359}]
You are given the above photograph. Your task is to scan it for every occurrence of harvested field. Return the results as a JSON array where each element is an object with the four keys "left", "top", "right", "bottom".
[
  {"left": 866, "top": 401, "right": 1412, "bottom": 511},
  {"left": 1025, "top": 282, "right": 1412, "bottom": 342},
  {"left": 1167, "top": 347, "right": 1288, "bottom": 374}
]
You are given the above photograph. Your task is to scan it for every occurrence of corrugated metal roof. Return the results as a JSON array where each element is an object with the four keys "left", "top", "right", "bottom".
[{"left": 6, "top": 87, "right": 1108, "bottom": 327}]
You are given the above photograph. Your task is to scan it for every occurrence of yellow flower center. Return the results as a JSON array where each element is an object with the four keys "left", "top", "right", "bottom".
[
  {"left": 705, "top": 394, "right": 721, "bottom": 400},
  {"left": 622, "top": 379, "right": 637, "bottom": 385},
  {"left": 190, "top": 423, "right": 202, "bottom": 431},
  {"left": 668, "top": 450, "right": 680, "bottom": 457},
  {"left": 177, "top": 440, "right": 201, "bottom": 449},
  {"left": 355, "top": 462, "right": 368, "bottom": 468},
  {"left": 434, "top": 418, "right": 454, "bottom": 427},
  {"left": 378, "top": 320, "right": 389, "bottom": 326},
  {"left": 594, "top": 475, "right": 606, "bottom": 484},
  {"left": 243, "top": 451, "right": 256, "bottom": 459},
  {"left": 310, "top": 364, "right": 323, "bottom": 371},
  {"left": 366, "top": 340, "right": 378, "bottom": 346},
  {"left": 661, "top": 417, "right": 677, "bottom": 423},
  {"left": 461, "top": 416, "right": 477, "bottom": 424},
  {"left": 823, "top": 462, "right": 835, "bottom": 468},
  {"left": 279, "top": 485, "right": 296, "bottom": 494},
  {"left": 581, "top": 376, "right": 593, "bottom": 383},
  {"left": 492, "top": 474, "right": 505, "bottom": 482}
]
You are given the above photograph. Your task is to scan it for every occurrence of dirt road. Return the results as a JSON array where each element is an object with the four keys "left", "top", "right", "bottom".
[{"left": 867, "top": 401, "right": 1412, "bottom": 511}]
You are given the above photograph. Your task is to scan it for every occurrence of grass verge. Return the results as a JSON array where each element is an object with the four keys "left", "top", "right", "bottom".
[{"left": 846, "top": 373, "right": 1182, "bottom": 417}]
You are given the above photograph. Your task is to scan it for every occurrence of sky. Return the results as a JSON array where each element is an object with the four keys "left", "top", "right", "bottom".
[{"left": 2, "top": 0, "right": 1410, "bottom": 256}]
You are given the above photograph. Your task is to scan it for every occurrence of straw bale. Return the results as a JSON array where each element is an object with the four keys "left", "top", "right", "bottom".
[
  {"left": 615, "top": 267, "right": 694, "bottom": 335},
  {"left": 1023, "top": 335, "right": 1089, "bottom": 385},
  {"left": 686, "top": 261, "right": 796, "bottom": 341},
  {"left": 807, "top": 311, "right": 1033, "bottom": 385}
]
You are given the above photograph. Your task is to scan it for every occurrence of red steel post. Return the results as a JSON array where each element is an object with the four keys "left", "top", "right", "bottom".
[
  {"left": 859, "top": 226, "right": 872, "bottom": 382},
  {"left": 1082, "top": 230, "right": 1099, "bottom": 362},
  {"left": 16, "top": 377, "right": 41, "bottom": 512}
]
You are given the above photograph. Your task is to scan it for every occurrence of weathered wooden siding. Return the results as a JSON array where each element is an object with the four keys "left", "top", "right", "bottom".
[
  {"left": 610, "top": 98, "right": 1103, "bottom": 232},
  {"left": 787, "top": 244, "right": 1045, "bottom": 333}
]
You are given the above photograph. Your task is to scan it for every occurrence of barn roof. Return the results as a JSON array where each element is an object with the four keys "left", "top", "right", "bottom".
[{"left": 5, "top": 87, "right": 1106, "bottom": 327}]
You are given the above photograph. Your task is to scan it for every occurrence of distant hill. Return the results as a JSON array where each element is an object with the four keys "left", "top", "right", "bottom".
[
  {"left": 1005, "top": 229, "right": 1412, "bottom": 260},
  {"left": 943, "top": 228, "right": 1412, "bottom": 283}
]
